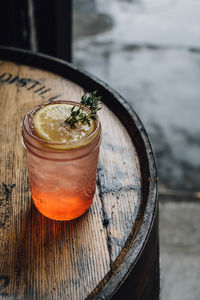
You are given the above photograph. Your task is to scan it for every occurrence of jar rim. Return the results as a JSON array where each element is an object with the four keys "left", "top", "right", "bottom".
[{"left": 23, "top": 100, "right": 101, "bottom": 151}]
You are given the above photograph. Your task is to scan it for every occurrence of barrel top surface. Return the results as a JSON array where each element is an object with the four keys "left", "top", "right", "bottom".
[{"left": 0, "top": 47, "right": 157, "bottom": 300}]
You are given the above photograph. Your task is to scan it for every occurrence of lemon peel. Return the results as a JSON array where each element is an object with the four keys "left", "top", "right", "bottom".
[{"left": 33, "top": 103, "right": 96, "bottom": 150}]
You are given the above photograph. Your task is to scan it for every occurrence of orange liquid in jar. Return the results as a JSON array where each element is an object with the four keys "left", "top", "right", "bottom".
[{"left": 22, "top": 101, "right": 101, "bottom": 221}]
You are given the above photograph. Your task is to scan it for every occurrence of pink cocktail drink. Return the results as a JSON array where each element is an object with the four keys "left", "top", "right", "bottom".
[{"left": 22, "top": 100, "right": 101, "bottom": 220}]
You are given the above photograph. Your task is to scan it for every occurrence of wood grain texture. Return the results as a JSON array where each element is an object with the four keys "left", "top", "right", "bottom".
[
  {"left": 0, "top": 60, "right": 141, "bottom": 299},
  {"left": 0, "top": 47, "right": 158, "bottom": 300}
]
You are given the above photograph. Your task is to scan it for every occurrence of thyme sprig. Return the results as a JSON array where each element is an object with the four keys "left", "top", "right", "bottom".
[{"left": 64, "top": 91, "right": 102, "bottom": 128}]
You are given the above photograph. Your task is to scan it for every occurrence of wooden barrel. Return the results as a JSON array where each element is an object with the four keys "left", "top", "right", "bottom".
[{"left": 0, "top": 46, "right": 159, "bottom": 300}]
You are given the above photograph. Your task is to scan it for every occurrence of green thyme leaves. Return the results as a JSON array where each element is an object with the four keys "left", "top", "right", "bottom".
[{"left": 64, "top": 90, "right": 102, "bottom": 128}]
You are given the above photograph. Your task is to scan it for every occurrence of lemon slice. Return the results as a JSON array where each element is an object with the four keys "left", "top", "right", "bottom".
[{"left": 33, "top": 103, "right": 95, "bottom": 149}]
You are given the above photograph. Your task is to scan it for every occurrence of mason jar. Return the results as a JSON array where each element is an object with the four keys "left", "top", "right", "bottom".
[{"left": 22, "top": 100, "right": 101, "bottom": 221}]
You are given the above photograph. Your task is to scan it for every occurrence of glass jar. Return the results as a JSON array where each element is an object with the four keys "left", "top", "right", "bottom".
[{"left": 22, "top": 101, "right": 101, "bottom": 221}]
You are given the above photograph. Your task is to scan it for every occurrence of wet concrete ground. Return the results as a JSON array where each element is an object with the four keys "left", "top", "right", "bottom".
[{"left": 73, "top": 0, "right": 200, "bottom": 299}]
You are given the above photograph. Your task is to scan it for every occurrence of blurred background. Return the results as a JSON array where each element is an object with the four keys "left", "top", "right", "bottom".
[
  {"left": 0, "top": 0, "right": 199, "bottom": 299},
  {"left": 72, "top": 0, "right": 200, "bottom": 299}
]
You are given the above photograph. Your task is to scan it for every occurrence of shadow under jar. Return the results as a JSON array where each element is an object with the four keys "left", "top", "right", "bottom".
[{"left": 22, "top": 101, "right": 102, "bottom": 221}]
